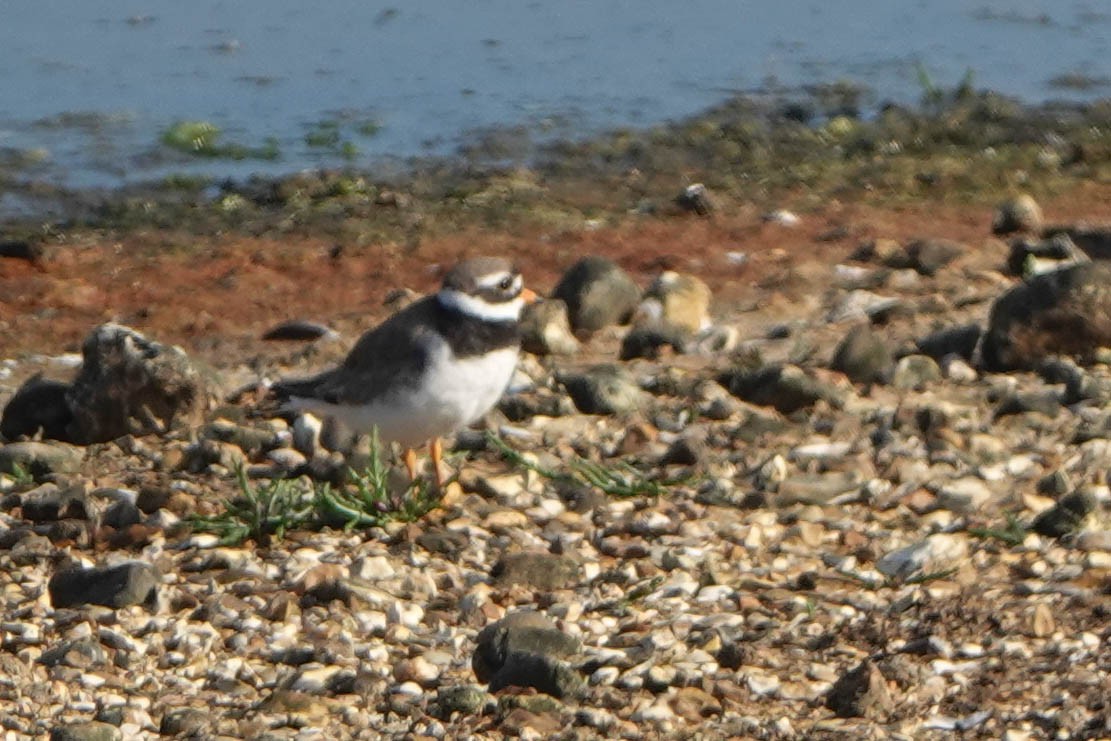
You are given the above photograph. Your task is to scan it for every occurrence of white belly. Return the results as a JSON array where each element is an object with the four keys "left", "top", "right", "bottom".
[{"left": 294, "top": 344, "right": 519, "bottom": 448}]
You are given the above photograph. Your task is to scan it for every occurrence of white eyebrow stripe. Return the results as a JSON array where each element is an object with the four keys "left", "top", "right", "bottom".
[{"left": 475, "top": 271, "right": 517, "bottom": 291}]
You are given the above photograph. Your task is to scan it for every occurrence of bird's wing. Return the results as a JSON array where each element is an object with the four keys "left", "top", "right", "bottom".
[{"left": 277, "top": 296, "right": 441, "bottom": 407}]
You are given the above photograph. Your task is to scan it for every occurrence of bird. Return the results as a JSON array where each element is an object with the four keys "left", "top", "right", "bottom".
[{"left": 271, "top": 256, "right": 536, "bottom": 487}]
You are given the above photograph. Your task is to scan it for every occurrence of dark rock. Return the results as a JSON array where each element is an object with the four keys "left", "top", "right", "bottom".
[
  {"left": 1006, "top": 233, "right": 1089, "bottom": 276},
  {"left": 1036, "top": 470, "right": 1071, "bottom": 498},
  {"left": 20, "top": 483, "right": 91, "bottom": 522},
  {"left": 498, "top": 391, "right": 572, "bottom": 421},
  {"left": 135, "top": 485, "right": 171, "bottom": 514},
  {"left": 473, "top": 612, "right": 568, "bottom": 678},
  {"left": 551, "top": 256, "right": 641, "bottom": 332},
  {"left": 852, "top": 238, "right": 909, "bottom": 268},
  {"left": 0, "top": 441, "right": 84, "bottom": 478},
  {"left": 44, "top": 519, "right": 92, "bottom": 546},
  {"left": 49, "top": 722, "right": 122, "bottom": 741},
  {"left": 101, "top": 497, "right": 143, "bottom": 530},
  {"left": 432, "top": 685, "right": 493, "bottom": 719},
  {"left": 717, "top": 363, "right": 845, "bottom": 414},
  {"left": 491, "top": 551, "right": 582, "bottom": 590},
  {"left": 159, "top": 708, "right": 211, "bottom": 737},
  {"left": 261, "top": 319, "right": 337, "bottom": 342},
  {"left": 40, "top": 637, "right": 107, "bottom": 668},
  {"left": 489, "top": 652, "right": 584, "bottom": 698},
  {"left": 0, "top": 239, "right": 46, "bottom": 262},
  {"left": 904, "top": 238, "right": 964, "bottom": 276},
  {"left": 619, "top": 322, "right": 691, "bottom": 360},
  {"left": 48, "top": 561, "right": 160, "bottom": 609},
  {"left": 1045, "top": 225, "right": 1111, "bottom": 261},
  {"left": 1032, "top": 490, "right": 1097, "bottom": 538},
  {"left": 675, "top": 183, "right": 715, "bottom": 216},
  {"left": 8, "top": 531, "right": 54, "bottom": 564},
  {"left": 0, "top": 375, "right": 74, "bottom": 442},
  {"left": 660, "top": 429, "right": 709, "bottom": 466},
  {"left": 994, "top": 390, "right": 1061, "bottom": 419},
  {"left": 915, "top": 323, "right": 982, "bottom": 361},
  {"left": 66, "top": 323, "right": 207, "bottom": 444},
  {"left": 416, "top": 529, "right": 469, "bottom": 557},
  {"left": 890, "top": 354, "right": 942, "bottom": 391},
  {"left": 202, "top": 420, "right": 282, "bottom": 455},
  {"left": 519, "top": 299, "right": 580, "bottom": 356},
  {"left": 473, "top": 611, "right": 581, "bottom": 699},
  {"left": 825, "top": 659, "right": 894, "bottom": 719},
  {"left": 992, "top": 194, "right": 1043, "bottom": 235},
  {"left": 980, "top": 262, "right": 1111, "bottom": 372},
  {"left": 830, "top": 324, "right": 891, "bottom": 385},
  {"left": 560, "top": 365, "right": 643, "bottom": 415}
]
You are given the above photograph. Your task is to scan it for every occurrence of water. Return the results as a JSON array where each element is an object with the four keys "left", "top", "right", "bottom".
[{"left": 1, "top": 1, "right": 1109, "bottom": 190}]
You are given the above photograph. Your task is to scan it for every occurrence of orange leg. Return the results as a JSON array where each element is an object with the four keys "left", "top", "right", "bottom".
[
  {"left": 403, "top": 447, "right": 418, "bottom": 482},
  {"left": 430, "top": 437, "right": 445, "bottom": 489}
]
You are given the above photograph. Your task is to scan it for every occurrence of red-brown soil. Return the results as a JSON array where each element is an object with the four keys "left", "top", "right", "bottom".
[{"left": 3, "top": 181, "right": 1109, "bottom": 363}]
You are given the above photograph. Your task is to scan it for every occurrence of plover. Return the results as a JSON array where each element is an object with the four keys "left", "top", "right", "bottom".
[{"left": 273, "top": 256, "right": 536, "bottom": 485}]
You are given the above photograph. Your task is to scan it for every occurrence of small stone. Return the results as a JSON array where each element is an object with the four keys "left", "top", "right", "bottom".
[
  {"left": 877, "top": 534, "right": 968, "bottom": 582},
  {"left": 619, "top": 322, "right": 691, "bottom": 360},
  {"left": 641, "top": 271, "right": 712, "bottom": 333},
  {"left": 1031, "top": 603, "right": 1056, "bottom": 638},
  {"left": 432, "top": 685, "right": 491, "bottom": 718},
  {"left": 675, "top": 183, "right": 715, "bottom": 215},
  {"left": 491, "top": 551, "right": 582, "bottom": 590},
  {"left": 261, "top": 319, "right": 337, "bottom": 342},
  {"left": 520, "top": 299, "right": 581, "bottom": 356},
  {"left": 560, "top": 365, "right": 643, "bottom": 415},
  {"left": 718, "top": 363, "right": 846, "bottom": 414},
  {"left": 660, "top": 429, "right": 709, "bottom": 466},
  {"left": 473, "top": 611, "right": 581, "bottom": 698},
  {"left": 159, "top": 708, "right": 210, "bottom": 737},
  {"left": 904, "top": 238, "right": 964, "bottom": 276},
  {"left": 891, "top": 355, "right": 942, "bottom": 391},
  {"left": 20, "top": 483, "right": 91, "bottom": 522},
  {"left": 1031, "top": 490, "right": 1096, "bottom": 537},
  {"left": 49, "top": 721, "right": 122, "bottom": 741},
  {"left": 1006, "top": 233, "right": 1089, "bottom": 276},
  {"left": 916, "top": 323, "right": 982, "bottom": 362},
  {"left": 552, "top": 256, "right": 641, "bottom": 332},
  {"left": 934, "top": 477, "right": 994, "bottom": 513},
  {"left": 993, "top": 194, "right": 1043, "bottom": 235},
  {"left": 825, "top": 659, "right": 893, "bottom": 719},
  {"left": 670, "top": 686, "right": 722, "bottom": 722},
  {"left": 831, "top": 324, "right": 892, "bottom": 385},
  {"left": 0, "top": 441, "right": 84, "bottom": 477},
  {"left": 48, "top": 561, "right": 160, "bottom": 609}
]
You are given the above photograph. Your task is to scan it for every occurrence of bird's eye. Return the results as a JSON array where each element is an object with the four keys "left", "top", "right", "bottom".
[{"left": 498, "top": 275, "right": 514, "bottom": 291}]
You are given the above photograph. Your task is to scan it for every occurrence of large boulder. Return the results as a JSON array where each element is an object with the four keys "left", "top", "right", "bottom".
[
  {"left": 551, "top": 256, "right": 641, "bottom": 333},
  {"left": 65, "top": 324, "right": 207, "bottom": 443},
  {"left": 980, "top": 263, "right": 1111, "bottom": 372}
]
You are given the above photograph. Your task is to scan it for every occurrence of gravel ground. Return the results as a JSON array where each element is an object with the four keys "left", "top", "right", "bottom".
[{"left": 1, "top": 197, "right": 1109, "bottom": 740}]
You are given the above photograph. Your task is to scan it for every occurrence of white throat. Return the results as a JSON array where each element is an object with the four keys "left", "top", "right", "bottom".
[{"left": 437, "top": 288, "right": 523, "bottom": 322}]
